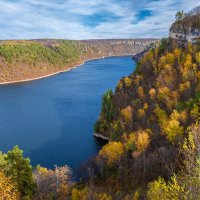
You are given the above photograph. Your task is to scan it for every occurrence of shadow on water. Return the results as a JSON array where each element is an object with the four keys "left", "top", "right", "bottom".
[{"left": 74, "top": 137, "right": 108, "bottom": 181}]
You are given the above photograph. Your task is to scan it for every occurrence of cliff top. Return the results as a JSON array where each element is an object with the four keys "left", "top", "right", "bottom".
[{"left": 170, "top": 12, "right": 200, "bottom": 34}]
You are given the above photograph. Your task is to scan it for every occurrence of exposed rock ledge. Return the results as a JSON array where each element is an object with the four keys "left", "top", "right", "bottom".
[{"left": 93, "top": 133, "right": 109, "bottom": 141}]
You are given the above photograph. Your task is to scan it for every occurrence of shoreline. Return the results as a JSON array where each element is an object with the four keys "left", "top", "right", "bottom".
[{"left": 0, "top": 54, "right": 134, "bottom": 86}]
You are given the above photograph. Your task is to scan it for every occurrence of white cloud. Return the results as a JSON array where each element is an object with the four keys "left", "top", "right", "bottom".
[{"left": 0, "top": 0, "right": 199, "bottom": 39}]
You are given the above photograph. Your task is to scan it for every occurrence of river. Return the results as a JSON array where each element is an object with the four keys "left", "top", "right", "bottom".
[{"left": 0, "top": 56, "right": 135, "bottom": 175}]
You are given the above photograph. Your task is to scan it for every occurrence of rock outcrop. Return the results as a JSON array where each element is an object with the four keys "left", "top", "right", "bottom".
[{"left": 169, "top": 10, "right": 200, "bottom": 43}]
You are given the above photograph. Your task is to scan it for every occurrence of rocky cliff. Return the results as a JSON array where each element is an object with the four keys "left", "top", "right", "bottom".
[
  {"left": 0, "top": 39, "right": 157, "bottom": 84},
  {"left": 169, "top": 10, "right": 200, "bottom": 43}
]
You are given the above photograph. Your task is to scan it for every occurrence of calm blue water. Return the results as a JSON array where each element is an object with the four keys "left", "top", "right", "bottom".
[{"left": 0, "top": 56, "right": 135, "bottom": 172}]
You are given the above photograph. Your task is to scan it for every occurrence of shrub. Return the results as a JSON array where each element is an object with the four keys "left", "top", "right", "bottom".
[{"left": 99, "top": 142, "right": 124, "bottom": 166}]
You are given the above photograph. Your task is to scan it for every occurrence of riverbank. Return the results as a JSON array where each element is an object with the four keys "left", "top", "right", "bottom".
[{"left": 0, "top": 54, "right": 134, "bottom": 85}]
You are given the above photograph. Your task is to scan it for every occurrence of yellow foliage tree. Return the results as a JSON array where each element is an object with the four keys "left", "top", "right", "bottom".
[
  {"left": 71, "top": 187, "right": 88, "bottom": 200},
  {"left": 117, "top": 80, "right": 123, "bottom": 89},
  {"left": 178, "top": 111, "right": 187, "bottom": 123},
  {"left": 121, "top": 106, "right": 133, "bottom": 122},
  {"left": 166, "top": 53, "right": 175, "bottom": 64},
  {"left": 124, "top": 133, "right": 136, "bottom": 151},
  {"left": 170, "top": 110, "right": 180, "bottom": 120},
  {"left": 133, "top": 75, "right": 143, "bottom": 86},
  {"left": 197, "top": 71, "right": 200, "bottom": 80},
  {"left": 146, "top": 176, "right": 185, "bottom": 200},
  {"left": 147, "top": 50, "right": 154, "bottom": 62},
  {"left": 171, "top": 91, "right": 180, "bottom": 104},
  {"left": 135, "top": 131, "right": 150, "bottom": 153},
  {"left": 164, "top": 119, "right": 183, "bottom": 142},
  {"left": 71, "top": 187, "right": 112, "bottom": 200},
  {"left": 124, "top": 77, "right": 132, "bottom": 87},
  {"left": 158, "top": 56, "right": 167, "bottom": 70},
  {"left": 173, "top": 48, "right": 181, "bottom": 59},
  {"left": 190, "top": 104, "right": 199, "bottom": 120},
  {"left": 181, "top": 54, "right": 195, "bottom": 81},
  {"left": 158, "top": 87, "right": 170, "bottom": 101},
  {"left": 138, "top": 109, "right": 145, "bottom": 118},
  {"left": 149, "top": 88, "right": 156, "bottom": 100},
  {"left": 143, "top": 103, "right": 148, "bottom": 111},
  {"left": 196, "top": 52, "right": 200, "bottom": 64},
  {"left": 185, "top": 53, "right": 192, "bottom": 63},
  {"left": 154, "top": 104, "right": 168, "bottom": 128},
  {"left": 147, "top": 126, "right": 200, "bottom": 200},
  {"left": 0, "top": 171, "right": 20, "bottom": 200},
  {"left": 99, "top": 142, "right": 124, "bottom": 166},
  {"left": 165, "top": 91, "right": 180, "bottom": 110},
  {"left": 137, "top": 86, "right": 145, "bottom": 99},
  {"left": 163, "top": 110, "right": 184, "bottom": 142},
  {"left": 179, "top": 81, "right": 191, "bottom": 93},
  {"left": 94, "top": 193, "right": 112, "bottom": 200},
  {"left": 163, "top": 64, "right": 172, "bottom": 71},
  {"left": 146, "top": 177, "right": 169, "bottom": 200},
  {"left": 154, "top": 108, "right": 184, "bottom": 142}
]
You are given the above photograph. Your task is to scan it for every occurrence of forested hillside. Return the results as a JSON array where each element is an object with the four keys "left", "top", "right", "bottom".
[
  {"left": 95, "top": 38, "right": 200, "bottom": 141},
  {"left": 0, "top": 39, "right": 156, "bottom": 83},
  {"left": 88, "top": 11, "right": 200, "bottom": 198},
  {"left": 0, "top": 40, "right": 85, "bottom": 83}
]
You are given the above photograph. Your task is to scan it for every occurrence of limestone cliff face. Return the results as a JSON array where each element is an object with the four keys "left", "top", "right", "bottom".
[
  {"left": 169, "top": 12, "right": 200, "bottom": 43},
  {"left": 0, "top": 39, "right": 158, "bottom": 84},
  {"left": 81, "top": 39, "right": 157, "bottom": 58}
]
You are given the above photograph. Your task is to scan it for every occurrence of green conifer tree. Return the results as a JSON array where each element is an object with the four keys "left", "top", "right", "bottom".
[{"left": 5, "top": 146, "right": 36, "bottom": 199}]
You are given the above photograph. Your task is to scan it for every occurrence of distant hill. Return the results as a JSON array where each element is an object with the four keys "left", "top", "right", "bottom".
[{"left": 0, "top": 39, "right": 157, "bottom": 84}]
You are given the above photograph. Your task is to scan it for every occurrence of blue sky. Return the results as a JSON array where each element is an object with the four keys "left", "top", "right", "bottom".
[{"left": 0, "top": 0, "right": 199, "bottom": 39}]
